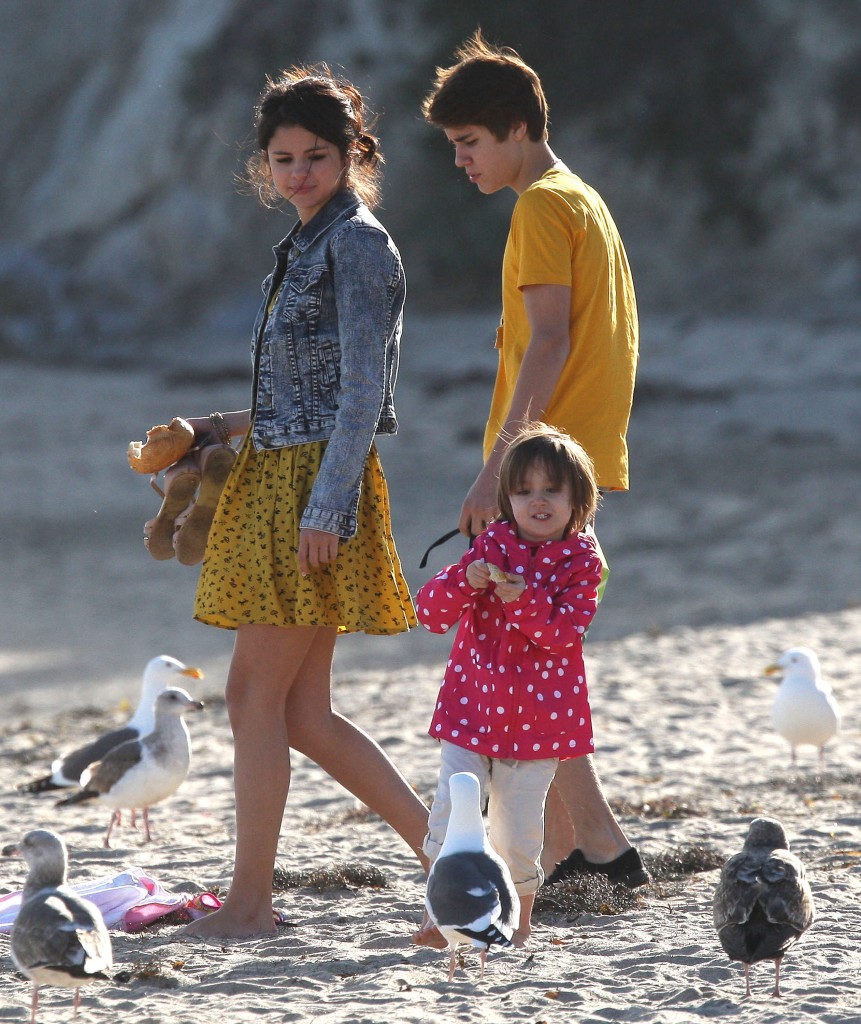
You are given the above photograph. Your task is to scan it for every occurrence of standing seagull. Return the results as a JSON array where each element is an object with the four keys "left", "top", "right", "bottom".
[
  {"left": 713, "top": 817, "right": 814, "bottom": 998},
  {"left": 766, "top": 647, "right": 840, "bottom": 769},
  {"left": 56, "top": 687, "right": 204, "bottom": 847},
  {"left": 425, "top": 772, "right": 520, "bottom": 980},
  {"left": 1, "top": 829, "right": 113, "bottom": 1023},
  {"left": 19, "top": 655, "right": 204, "bottom": 793}
]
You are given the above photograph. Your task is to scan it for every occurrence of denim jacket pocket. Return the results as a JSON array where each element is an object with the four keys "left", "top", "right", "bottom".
[{"left": 280, "top": 265, "right": 325, "bottom": 324}]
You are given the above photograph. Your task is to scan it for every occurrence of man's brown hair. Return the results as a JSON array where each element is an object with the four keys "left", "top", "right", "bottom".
[{"left": 422, "top": 30, "right": 549, "bottom": 142}]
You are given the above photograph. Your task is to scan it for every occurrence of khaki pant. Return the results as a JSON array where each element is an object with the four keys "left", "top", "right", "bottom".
[{"left": 423, "top": 741, "right": 559, "bottom": 895}]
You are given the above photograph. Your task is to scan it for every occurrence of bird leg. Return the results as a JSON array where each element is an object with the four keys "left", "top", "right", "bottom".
[
  {"left": 103, "top": 809, "right": 122, "bottom": 849},
  {"left": 29, "top": 983, "right": 38, "bottom": 1024},
  {"left": 74, "top": 986, "right": 81, "bottom": 1016},
  {"left": 771, "top": 958, "right": 782, "bottom": 999},
  {"left": 744, "top": 963, "right": 752, "bottom": 997},
  {"left": 448, "top": 950, "right": 457, "bottom": 982},
  {"left": 142, "top": 807, "right": 152, "bottom": 843},
  {"left": 480, "top": 947, "right": 487, "bottom": 980}
]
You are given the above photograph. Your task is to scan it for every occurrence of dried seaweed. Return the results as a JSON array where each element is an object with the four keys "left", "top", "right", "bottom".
[
  {"left": 534, "top": 872, "right": 642, "bottom": 917},
  {"left": 644, "top": 844, "right": 725, "bottom": 880},
  {"left": 272, "top": 861, "right": 390, "bottom": 893}
]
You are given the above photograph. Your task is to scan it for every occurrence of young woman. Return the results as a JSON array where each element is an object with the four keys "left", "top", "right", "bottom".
[{"left": 170, "top": 66, "right": 429, "bottom": 938}]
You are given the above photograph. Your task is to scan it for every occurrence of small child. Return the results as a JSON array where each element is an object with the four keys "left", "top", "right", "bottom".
[{"left": 416, "top": 423, "right": 603, "bottom": 945}]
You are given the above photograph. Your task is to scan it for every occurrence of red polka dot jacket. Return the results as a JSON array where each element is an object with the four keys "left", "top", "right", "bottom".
[{"left": 415, "top": 521, "right": 602, "bottom": 761}]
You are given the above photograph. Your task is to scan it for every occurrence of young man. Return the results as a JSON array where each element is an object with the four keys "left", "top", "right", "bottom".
[{"left": 422, "top": 32, "right": 647, "bottom": 888}]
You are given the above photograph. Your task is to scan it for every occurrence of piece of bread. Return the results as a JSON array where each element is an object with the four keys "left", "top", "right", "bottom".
[
  {"left": 128, "top": 417, "right": 195, "bottom": 473},
  {"left": 486, "top": 562, "right": 512, "bottom": 584}
]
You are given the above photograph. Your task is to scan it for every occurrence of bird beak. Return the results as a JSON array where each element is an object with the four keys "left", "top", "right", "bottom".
[
  {"left": 1, "top": 843, "right": 19, "bottom": 857},
  {"left": 181, "top": 667, "right": 205, "bottom": 680},
  {"left": 764, "top": 663, "right": 781, "bottom": 677},
  {"left": 189, "top": 700, "right": 205, "bottom": 712}
]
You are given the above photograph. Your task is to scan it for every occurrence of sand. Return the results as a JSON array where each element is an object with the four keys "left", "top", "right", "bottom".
[{"left": 1, "top": 309, "right": 860, "bottom": 1021}]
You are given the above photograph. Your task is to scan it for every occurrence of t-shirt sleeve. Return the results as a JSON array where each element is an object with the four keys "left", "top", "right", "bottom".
[{"left": 512, "top": 186, "right": 581, "bottom": 289}]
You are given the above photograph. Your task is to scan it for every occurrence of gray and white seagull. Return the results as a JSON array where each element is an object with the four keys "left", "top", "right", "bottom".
[
  {"left": 425, "top": 771, "right": 520, "bottom": 981},
  {"left": 56, "top": 686, "right": 204, "bottom": 847},
  {"left": 1, "top": 829, "right": 113, "bottom": 1023},
  {"left": 713, "top": 816, "right": 815, "bottom": 998},
  {"left": 19, "top": 655, "right": 204, "bottom": 793}
]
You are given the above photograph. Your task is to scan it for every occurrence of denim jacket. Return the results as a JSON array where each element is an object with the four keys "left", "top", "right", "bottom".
[{"left": 250, "top": 189, "right": 405, "bottom": 538}]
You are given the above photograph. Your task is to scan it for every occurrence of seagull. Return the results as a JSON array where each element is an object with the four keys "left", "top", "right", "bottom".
[
  {"left": 56, "top": 687, "right": 204, "bottom": 848},
  {"left": 713, "top": 817, "right": 814, "bottom": 998},
  {"left": 425, "top": 771, "right": 520, "bottom": 980},
  {"left": 766, "top": 647, "right": 840, "bottom": 769},
  {"left": 1, "top": 829, "right": 113, "bottom": 1023},
  {"left": 19, "top": 655, "right": 204, "bottom": 793}
]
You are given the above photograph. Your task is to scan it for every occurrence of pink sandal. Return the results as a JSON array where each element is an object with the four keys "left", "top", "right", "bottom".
[
  {"left": 143, "top": 455, "right": 201, "bottom": 560},
  {"left": 173, "top": 444, "right": 237, "bottom": 565}
]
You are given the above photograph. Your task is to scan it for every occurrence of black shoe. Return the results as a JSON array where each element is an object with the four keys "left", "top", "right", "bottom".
[{"left": 544, "top": 847, "right": 650, "bottom": 889}]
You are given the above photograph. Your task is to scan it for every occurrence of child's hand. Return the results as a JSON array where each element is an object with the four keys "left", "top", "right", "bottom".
[
  {"left": 493, "top": 574, "right": 526, "bottom": 603},
  {"left": 466, "top": 560, "right": 491, "bottom": 590}
]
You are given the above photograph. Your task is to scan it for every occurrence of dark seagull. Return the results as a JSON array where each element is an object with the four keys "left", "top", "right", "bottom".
[
  {"left": 19, "top": 654, "right": 204, "bottom": 793},
  {"left": 713, "top": 816, "right": 814, "bottom": 998},
  {"left": 425, "top": 771, "right": 520, "bottom": 981},
  {"left": 56, "top": 687, "right": 204, "bottom": 848},
  {"left": 1, "top": 829, "right": 113, "bottom": 1023}
]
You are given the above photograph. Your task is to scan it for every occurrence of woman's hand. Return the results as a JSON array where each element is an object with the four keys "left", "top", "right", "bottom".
[{"left": 298, "top": 528, "right": 340, "bottom": 576}]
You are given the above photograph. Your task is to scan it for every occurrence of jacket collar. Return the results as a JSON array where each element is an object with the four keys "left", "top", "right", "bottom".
[
  {"left": 486, "top": 520, "right": 592, "bottom": 559},
  {"left": 276, "top": 189, "right": 361, "bottom": 256}
]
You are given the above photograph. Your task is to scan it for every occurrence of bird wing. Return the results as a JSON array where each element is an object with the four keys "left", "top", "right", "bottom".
[
  {"left": 52, "top": 727, "right": 138, "bottom": 786},
  {"left": 12, "top": 891, "right": 112, "bottom": 977},
  {"left": 426, "top": 851, "right": 516, "bottom": 948},
  {"left": 84, "top": 739, "right": 144, "bottom": 793},
  {"left": 17, "top": 725, "right": 138, "bottom": 794},
  {"left": 713, "top": 852, "right": 762, "bottom": 929},
  {"left": 759, "top": 851, "right": 815, "bottom": 934}
]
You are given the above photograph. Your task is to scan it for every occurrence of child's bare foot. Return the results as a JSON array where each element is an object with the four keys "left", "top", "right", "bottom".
[
  {"left": 511, "top": 927, "right": 531, "bottom": 949},
  {"left": 411, "top": 916, "right": 448, "bottom": 948},
  {"left": 176, "top": 906, "right": 277, "bottom": 940}
]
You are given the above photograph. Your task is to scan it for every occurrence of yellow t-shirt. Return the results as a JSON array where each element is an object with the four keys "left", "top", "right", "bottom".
[{"left": 485, "top": 166, "right": 639, "bottom": 490}]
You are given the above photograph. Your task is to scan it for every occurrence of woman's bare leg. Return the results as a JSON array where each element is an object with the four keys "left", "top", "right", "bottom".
[
  {"left": 285, "top": 632, "right": 430, "bottom": 871},
  {"left": 181, "top": 622, "right": 429, "bottom": 940},
  {"left": 180, "top": 623, "right": 324, "bottom": 939}
]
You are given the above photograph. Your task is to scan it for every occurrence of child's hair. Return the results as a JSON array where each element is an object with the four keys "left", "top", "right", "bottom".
[
  {"left": 496, "top": 423, "right": 598, "bottom": 534},
  {"left": 422, "top": 30, "right": 549, "bottom": 142},
  {"left": 246, "top": 64, "right": 383, "bottom": 209}
]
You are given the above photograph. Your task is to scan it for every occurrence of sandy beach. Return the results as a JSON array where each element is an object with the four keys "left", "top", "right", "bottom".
[{"left": 1, "top": 309, "right": 860, "bottom": 1021}]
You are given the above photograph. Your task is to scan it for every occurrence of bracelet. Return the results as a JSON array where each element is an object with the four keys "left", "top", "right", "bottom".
[{"left": 209, "top": 411, "right": 232, "bottom": 446}]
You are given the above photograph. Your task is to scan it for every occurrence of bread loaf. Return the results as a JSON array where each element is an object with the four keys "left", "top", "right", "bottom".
[{"left": 128, "top": 417, "right": 195, "bottom": 473}]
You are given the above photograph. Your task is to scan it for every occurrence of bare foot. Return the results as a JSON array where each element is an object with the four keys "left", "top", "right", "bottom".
[
  {"left": 411, "top": 916, "right": 448, "bottom": 949},
  {"left": 511, "top": 927, "right": 531, "bottom": 949},
  {"left": 176, "top": 906, "right": 277, "bottom": 940}
]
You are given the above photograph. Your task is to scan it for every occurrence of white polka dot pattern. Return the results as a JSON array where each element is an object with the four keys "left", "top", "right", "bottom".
[{"left": 414, "top": 521, "right": 601, "bottom": 760}]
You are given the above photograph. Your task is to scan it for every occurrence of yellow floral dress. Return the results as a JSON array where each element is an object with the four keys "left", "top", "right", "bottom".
[{"left": 194, "top": 436, "right": 416, "bottom": 635}]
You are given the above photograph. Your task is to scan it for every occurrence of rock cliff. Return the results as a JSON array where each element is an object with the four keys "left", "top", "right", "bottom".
[{"left": 1, "top": 0, "right": 858, "bottom": 361}]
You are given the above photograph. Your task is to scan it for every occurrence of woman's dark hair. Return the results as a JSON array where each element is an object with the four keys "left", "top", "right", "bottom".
[
  {"left": 496, "top": 423, "right": 598, "bottom": 535},
  {"left": 246, "top": 64, "right": 383, "bottom": 209}
]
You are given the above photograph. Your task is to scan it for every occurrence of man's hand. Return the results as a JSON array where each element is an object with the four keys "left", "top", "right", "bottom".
[
  {"left": 459, "top": 464, "right": 499, "bottom": 538},
  {"left": 298, "top": 528, "right": 340, "bottom": 576}
]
